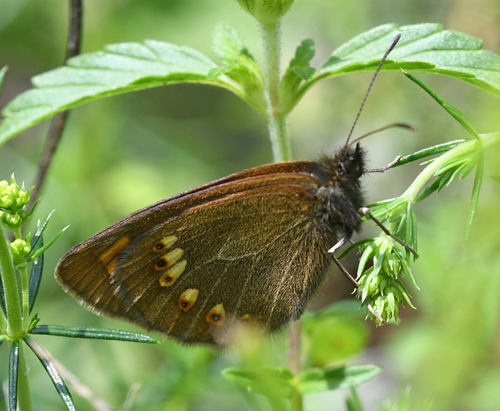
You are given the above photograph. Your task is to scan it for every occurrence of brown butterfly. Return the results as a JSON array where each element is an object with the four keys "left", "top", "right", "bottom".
[
  {"left": 55, "top": 146, "right": 365, "bottom": 346},
  {"left": 55, "top": 34, "right": 403, "bottom": 346}
]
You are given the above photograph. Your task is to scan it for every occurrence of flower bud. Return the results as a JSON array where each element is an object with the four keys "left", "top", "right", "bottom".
[
  {"left": 1, "top": 210, "right": 21, "bottom": 228},
  {"left": 236, "top": 0, "right": 294, "bottom": 25},
  {"left": 10, "top": 238, "right": 31, "bottom": 261}
]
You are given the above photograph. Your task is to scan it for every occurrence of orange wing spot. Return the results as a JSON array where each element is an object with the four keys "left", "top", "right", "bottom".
[
  {"left": 159, "top": 260, "right": 187, "bottom": 287},
  {"left": 98, "top": 235, "right": 131, "bottom": 265},
  {"left": 152, "top": 235, "right": 178, "bottom": 252},
  {"left": 178, "top": 289, "right": 199, "bottom": 312},
  {"left": 206, "top": 304, "right": 226, "bottom": 327},
  {"left": 105, "top": 257, "right": 118, "bottom": 275}
]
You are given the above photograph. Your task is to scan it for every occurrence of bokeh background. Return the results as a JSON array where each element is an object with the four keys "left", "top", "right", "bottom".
[{"left": 1, "top": 0, "right": 500, "bottom": 410}]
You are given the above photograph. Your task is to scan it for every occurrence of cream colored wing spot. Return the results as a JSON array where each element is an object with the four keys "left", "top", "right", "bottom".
[
  {"left": 159, "top": 260, "right": 187, "bottom": 287},
  {"left": 152, "top": 235, "right": 178, "bottom": 253},
  {"left": 206, "top": 304, "right": 226, "bottom": 327},
  {"left": 178, "top": 289, "right": 199, "bottom": 312},
  {"left": 155, "top": 247, "right": 184, "bottom": 271}
]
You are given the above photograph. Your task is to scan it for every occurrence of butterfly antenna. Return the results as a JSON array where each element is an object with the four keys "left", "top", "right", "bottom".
[{"left": 344, "top": 33, "right": 402, "bottom": 149}]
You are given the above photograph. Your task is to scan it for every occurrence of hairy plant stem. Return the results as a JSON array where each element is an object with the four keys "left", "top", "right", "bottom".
[
  {"left": 402, "top": 132, "right": 500, "bottom": 202},
  {"left": 261, "top": 21, "right": 291, "bottom": 162},
  {"left": 260, "top": 19, "right": 302, "bottom": 411},
  {"left": 0, "top": 226, "right": 22, "bottom": 338}
]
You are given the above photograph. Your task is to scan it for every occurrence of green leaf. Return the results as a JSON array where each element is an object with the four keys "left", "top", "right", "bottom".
[
  {"left": 30, "top": 325, "right": 159, "bottom": 343},
  {"left": 212, "top": 21, "right": 255, "bottom": 64},
  {"left": 222, "top": 367, "right": 295, "bottom": 399},
  {"left": 24, "top": 337, "right": 76, "bottom": 411},
  {"left": 25, "top": 225, "right": 68, "bottom": 263},
  {"left": 28, "top": 211, "right": 54, "bottom": 257},
  {"left": 9, "top": 340, "right": 20, "bottom": 411},
  {"left": 287, "top": 23, "right": 500, "bottom": 113},
  {"left": 289, "top": 39, "right": 316, "bottom": 81},
  {"left": 0, "top": 40, "right": 250, "bottom": 145},
  {"left": 402, "top": 71, "right": 479, "bottom": 137},
  {"left": 210, "top": 22, "right": 266, "bottom": 114},
  {"left": 346, "top": 387, "right": 365, "bottom": 411},
  {"left": 297, "top": 364, "right": 382, "bottom": 394},
  {"left": 28, "top": 235, "right": 43, "bottom": 314},
  {"left": 464, "top": 154, "right": 484, "bottom": 244},
  {"left": 393, "top": 140, "right": 466, "bottom": 168},
  {"left": 280, "top": 39, "right": 316, "bottom": 109}
]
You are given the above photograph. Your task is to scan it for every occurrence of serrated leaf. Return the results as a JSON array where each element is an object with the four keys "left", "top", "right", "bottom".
[
  {"left": 286, "top": 23, "right": 500, "bottom": 113},
  {"left": 297, "top": 364, "right": 382, "bottom": 394},
  {"left": 212, "top": 21, "right": 255, "bottom": 64},
  {"left": 280, "top": 39, "right": 316, "bottom": 107},
  {"left": 222, "top": 367, "right": 295, "bottom": 399},
  {"left": 0, "top": 40, "right": 263, "bottom": 145}
]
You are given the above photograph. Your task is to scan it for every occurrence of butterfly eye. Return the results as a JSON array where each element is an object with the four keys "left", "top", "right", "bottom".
[
  {"left": 255, "top": 315, "right": 264, "bottom": 324},
  {"left": 342, "top": 158, "right": 356, "bottom": 173}
]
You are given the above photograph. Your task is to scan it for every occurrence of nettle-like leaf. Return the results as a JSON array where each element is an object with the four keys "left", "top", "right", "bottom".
[
  {"left": 207, "top": 22, "right": 266, "bottom": 114},
  {"left": 1, "top": 23, "right": 499, "bottom": 146},
  {"left": 285, "top": 23, "right": 500, "bottom": 113},
  {"left": 0, "top": 39, "right": 262, "bottom": 146}
]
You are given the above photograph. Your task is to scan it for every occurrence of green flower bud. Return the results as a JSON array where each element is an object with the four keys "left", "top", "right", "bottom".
[
  {"left": 0, "top": 186, "right": 15, "bottom": 208},
  {"left": 1, "top": 209, "right": 21, "bottom": 228},
  {"left": 236, "top": 0, "right": 294, "bottom": 25},
  {"left": 10, "top": 238, "right": 31, "bottom": 261}
]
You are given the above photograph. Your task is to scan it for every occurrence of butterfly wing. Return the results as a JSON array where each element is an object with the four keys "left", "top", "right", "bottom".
[{"left": 56, "top": 166, "right": 339, "bottom": 345}]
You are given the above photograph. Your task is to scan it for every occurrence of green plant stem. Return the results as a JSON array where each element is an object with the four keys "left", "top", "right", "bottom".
[
  {"left": 0, "top": 226, "right": 23, "bottom": 338},
  {"left": 402, "top": 132, "right": 500, "bottom": 203},
  {"left": 261, "top": 20, "right": 291, "bottom": 162},
  {"left": 17, "top": 342, "right": 33, "bottom": 411},
  {"left": 12, "top": 227, "right": 29, "bottom": 328}
]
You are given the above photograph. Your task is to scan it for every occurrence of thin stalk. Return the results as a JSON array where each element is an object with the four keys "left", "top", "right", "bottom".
[
  {"left": 402, "top": 132, "right": 500, "bottom": 203},
  {"left": 12, "top": 227, "right": 29, "bottom": 328},
  {"left": 260, "top": 21, "right": 291, "bottom": 162},
  {"left": 0, "top": 226, "right": 23, "bottom": 338},
  {"left": 261, "top": 17, "right": 302, "bottom": 411}
]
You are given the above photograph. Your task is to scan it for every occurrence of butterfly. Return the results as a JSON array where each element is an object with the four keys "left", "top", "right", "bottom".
[
  {"left": 55, "top": 145, "right": 365, "bottom": 346},
  {"left": 55, "top": 34, "right": 403, "bottom": 346}
]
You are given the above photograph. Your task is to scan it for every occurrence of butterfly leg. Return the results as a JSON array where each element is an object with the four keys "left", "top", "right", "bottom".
[
  {"left": 331, "top": 254, "right": 385, "bottom": 324},
  {"left": 359, "top": 207, "right": 419, "bottom": 258},
  {"left": 327, "top": 230, "right": 353, "bottom": 254},
  {"left": 365, "top": 154, "right": 402, "bottom": 173}
]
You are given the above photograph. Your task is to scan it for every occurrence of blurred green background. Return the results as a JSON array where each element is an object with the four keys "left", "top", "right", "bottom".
[{"left": 1, "top": 0, "right": 500, "bottom": 410}]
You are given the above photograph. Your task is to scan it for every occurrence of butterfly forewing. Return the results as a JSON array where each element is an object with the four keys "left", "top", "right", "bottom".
[{"left": 56, "top": 166, "right": 338, "bottom": 345}]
